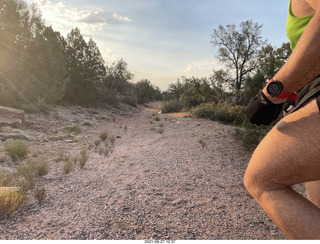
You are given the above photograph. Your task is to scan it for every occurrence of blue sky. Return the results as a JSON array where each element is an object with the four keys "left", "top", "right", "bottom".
[{"left": 27, "top": 0, "right": 290, "bottom": 90}]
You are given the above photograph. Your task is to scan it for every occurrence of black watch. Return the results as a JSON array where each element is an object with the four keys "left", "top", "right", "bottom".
[
  {"left": 267, "top": 80, "right": 283, "bottom": 97},
  {"left": 266, "top": 79, "right": 298, "bottom": 101}
]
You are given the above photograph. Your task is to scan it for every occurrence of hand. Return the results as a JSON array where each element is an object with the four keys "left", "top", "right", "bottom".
[
  {"left": 283, "top": 105, "right": 295, "bottom": 117},
  {"left": 245, "top": 91, "right": 284, "bottom": 126}
]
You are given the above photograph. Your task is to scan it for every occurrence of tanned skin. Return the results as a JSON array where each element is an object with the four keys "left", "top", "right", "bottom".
[
  {"left": 244, "top": 0, "right": 320, "bottom": 239},
  {"left": 263, "top": 0, "right": 320, "bottom": 103}
]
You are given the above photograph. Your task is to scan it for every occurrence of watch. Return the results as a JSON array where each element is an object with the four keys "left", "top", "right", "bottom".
[{"left": 266, "top": 79, "right": 298, "bottom": 101}]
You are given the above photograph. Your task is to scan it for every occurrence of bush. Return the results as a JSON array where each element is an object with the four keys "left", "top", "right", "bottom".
[
  {"left": 18, "top": 159, "right": 49, "bottom": 178},
  {"left": 98, "top": 89, "right": 119, "bottom": 106},
  {"left": 0, "top": 188, "right": 25, "bottom": 217},
  {"left": 228, "top": 105, "right": 246, "bottom": 126},
  {"left": 4, "top": 140, "right": 28, "bottom": 162},
  {"left": 161, "top": 99, "right": 184, "bottom": 113},
  {"left": 191, "top": 102, "right": 215, "bottom": 120},
  {"left": 234, "top": 119, "right": 272, "bottom": 150},
  {"left": 191, "top": 101, "right": 231, "bottom": 123},
  {"left": 120, "top": 90, "right": 138, "bottom": 106}
]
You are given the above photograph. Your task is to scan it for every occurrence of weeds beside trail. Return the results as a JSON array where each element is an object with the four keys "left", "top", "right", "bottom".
[{"left": 0, "top": 127, "right": 117, "bottom": 218}]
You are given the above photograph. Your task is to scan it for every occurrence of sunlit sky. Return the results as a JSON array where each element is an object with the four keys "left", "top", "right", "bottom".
[{"left": 26, "top": 0, "right": 290, "bottom": 90}]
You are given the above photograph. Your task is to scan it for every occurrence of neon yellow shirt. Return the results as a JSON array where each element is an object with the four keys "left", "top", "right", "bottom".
[{"left": 286, "top": 0, "right": 315, "bottom": 50}]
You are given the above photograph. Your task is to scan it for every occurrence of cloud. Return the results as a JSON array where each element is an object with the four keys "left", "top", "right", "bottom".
[
  {"left": 77, "top": 11, "right": 106, "bottom": 24},
  {"left": 33, "top": 0, "right": 51, "bottom": 8},
  {"left": 31, "top": 0, "right": 132, "bottom": 36},
  {"left": 101, "top": 48, "right": 118, "bottom": 64},
  {"left": 112, "top": 13, "right": 132, "bottom": 23},
  {"left": 184, "top": 59, "right": 219, "bottom": 73}
]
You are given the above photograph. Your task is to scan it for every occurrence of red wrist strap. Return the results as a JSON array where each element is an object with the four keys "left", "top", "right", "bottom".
[{"left": 268, "top": 79, "right": 298, "bottom": 101}]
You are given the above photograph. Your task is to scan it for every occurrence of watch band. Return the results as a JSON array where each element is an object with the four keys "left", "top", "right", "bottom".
[{"left": 268, "top": 79, "right": 298, "bottom": 101}]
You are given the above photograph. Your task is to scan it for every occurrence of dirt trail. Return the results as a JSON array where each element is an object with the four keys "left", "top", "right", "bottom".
[{"left": 0, "top": 102, "right": 286, "bottom": 240}]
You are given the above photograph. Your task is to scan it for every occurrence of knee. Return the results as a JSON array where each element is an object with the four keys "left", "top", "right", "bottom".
[
  {"left": 243, "top": 162, "right": 284, "bottom": 201},
  {"left": 244, "top": 169, "right": 262, "bottom": 200}
]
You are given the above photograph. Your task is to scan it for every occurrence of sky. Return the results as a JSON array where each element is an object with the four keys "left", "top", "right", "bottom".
[{"left": 26, "top": 0, "right": 290, "bottom": 90}]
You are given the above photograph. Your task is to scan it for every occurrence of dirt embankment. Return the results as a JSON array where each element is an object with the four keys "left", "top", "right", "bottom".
[{"left": 0, "top": 102, "right": 287, "bottom": 240}]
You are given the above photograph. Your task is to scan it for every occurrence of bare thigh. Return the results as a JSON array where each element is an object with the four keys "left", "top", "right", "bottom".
[{"left": 245, "top": 99, "right": 320, "bottom": 194}]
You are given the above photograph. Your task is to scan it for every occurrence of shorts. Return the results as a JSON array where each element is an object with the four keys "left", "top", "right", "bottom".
[{"left": 288, "top": 75, "right": 320, "bottom": 114}]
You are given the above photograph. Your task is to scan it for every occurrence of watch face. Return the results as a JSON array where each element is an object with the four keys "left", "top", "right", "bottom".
[{"left": 267, "top": 81, "right": 282, "bottom": 96}]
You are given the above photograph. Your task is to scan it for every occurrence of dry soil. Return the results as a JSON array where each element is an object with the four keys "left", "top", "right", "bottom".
[{"left": 0, "top": 102, "right": 288, "bottom": 240}]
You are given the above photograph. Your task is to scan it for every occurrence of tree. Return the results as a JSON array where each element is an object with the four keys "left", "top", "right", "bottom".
[
  {"left": 243, "top": 69, "right": 265, "bottom": 104},
  {"left": 104, "top": 59, "right": 134, "bottom": 94},
  {"left": 64, "top": 28, "right": 98, "bottom": 106},
  {"left": 134, "top": 79, "right": 156, "bottom": 104},
  {"left": 0, "top": 0, "right": 45, "bottom": 107},
  {"left": 22, "top": 26, "right": 69, "bottom": 105},
  {"left": 258, "top": 42, "right": 292, "bottom": 79},
  {"left": 166, "top": 78, "right": 184, "bottom": 101},
  {"left": 210, "top": 69, "right": 233, "bottom": 101},
  {"left": 86, "top": 38, "right": 106, "bottom": 86},
  {"left": 211, "top": 20, "right": 266, "bottom": 104},
  {"left": 242, "top": 42, "right": 292, "bottom": 105},
  {"left": 165, "top": 77, "right": 216, "bottom": 108},
  {"left": 180, "top": 77, "right": 216, "bottom": 108}
]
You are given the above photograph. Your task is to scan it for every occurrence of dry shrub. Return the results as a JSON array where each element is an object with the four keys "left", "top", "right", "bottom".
[
  {"left": 109, "top": 134, "right": 116, "bottom": 144},
  {"left": 17, "top": 163, "right": 36, "bottom": 193},
  {"left": 34, "top": 159, "right": 50, "bottom": 177},
  {"left": 4, "top": 140, "right": 28, "bottom": 162},
  {"left": 64, "top": 125, "right": 82, "bottom": 135},
  {"left": 0, "top": 172, "right": 15, "bottom": 187},
  {"left": 96, "top": 145, "right": 110, "bottom": 156},
  {"left": 62, "top": 159, "right": 73, "bottom": 175},
  {"left": 55, "top": 153, "right": 69, "bottom": 162},
  {"left": 33, "top": 187, "right": 46, "bottom": 204},
  {"left": 198, "top": 138, "right": 207, "bottom": 148},
  {"left": 79, "top": 148, "right": 89, "bottom": 169},
  {"left": 94, "top": 139, "right": 101, "bottom": 147},
  {"left": 99, "top": 131, "right": 108, "bottom": 141},
  {"left": 158, "top": 128, "right": 164, "bottom": 134},
  {"left": 0, "top": 188, "right": 25, "bottom": 217}
]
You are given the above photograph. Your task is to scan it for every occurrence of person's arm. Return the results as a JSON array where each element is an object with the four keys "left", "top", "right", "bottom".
[{"left": 263, "top": 1, "right": 320, "bottom": 104}]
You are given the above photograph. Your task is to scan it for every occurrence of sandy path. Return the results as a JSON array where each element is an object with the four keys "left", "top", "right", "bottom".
[{"left": 0, "top": 102, "right": 286, "bottom": 240}]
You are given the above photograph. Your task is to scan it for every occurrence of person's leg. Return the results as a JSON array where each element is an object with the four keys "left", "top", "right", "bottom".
[
  {"left": 305, "top": 181, "right": 320, "bottom": 208},
  {"left": 244, "top": 99, "right": 320, "bottom": 239}
]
